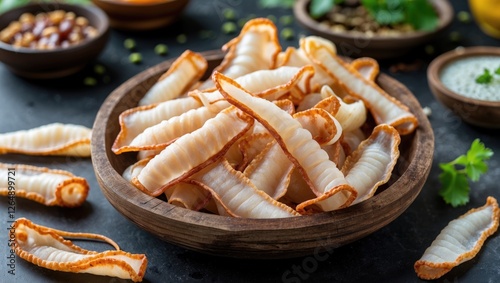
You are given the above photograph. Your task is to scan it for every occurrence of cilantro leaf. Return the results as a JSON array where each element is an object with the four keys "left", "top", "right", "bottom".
[
  {"left": 309, "top": 0, "right": 344, "bottom": 19},
  {"left": 438, "top": 163, "right": 470, "bottom": 207},
  {"left": 476, "top": 68, "right": 493, "bottom": 84},
  {"left": 438, "top": 139, "right": 493, "bottom": 207},
  {"left": 495, "top": 66, "right": 500, "bottom": 75}
]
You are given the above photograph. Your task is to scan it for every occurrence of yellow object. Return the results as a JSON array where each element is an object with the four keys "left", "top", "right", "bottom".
[{"left": 469, "top": 0, "right": 500, "bottom": 38}]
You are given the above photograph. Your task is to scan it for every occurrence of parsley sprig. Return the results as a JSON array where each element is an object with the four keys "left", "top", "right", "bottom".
[{"left": 439, "top": 139, "right": 493, "bottom": 207}]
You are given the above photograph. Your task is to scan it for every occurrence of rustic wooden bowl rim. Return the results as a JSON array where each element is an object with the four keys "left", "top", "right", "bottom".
[
  {"left": 293, "top": 0, "right": 453, "bottom": 42},
  {"left": 427, "top": 46, "right": 500, "bottom": 107},
  {"left": 91, "top": 50, "right": 434, "bottom": 257}
]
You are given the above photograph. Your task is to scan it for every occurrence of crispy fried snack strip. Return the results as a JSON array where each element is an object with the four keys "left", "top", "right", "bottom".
[
  {"left": 139, "top": 50, "right": 207, "bottom": 106},
  {"left": 415, "top": 197, "right": 500, "bottom": 280},
  {"left": 165, "top": 182, "right": 211, "bottom": 211},
  {"left": 342, "top": 124, "right": 400, "bottom": 204},
  {"left": 0, "top": 123, "right": 91, "bottom": 157},
  {"left": 200, "top": 18, "right": 281, "bottom": 89},
  {"left": 189, "top": 159, "right": 300, "bottom": 218},
  {"left": 124, "top": 101, "right": 229, "bottom": 153},
  {"left": 0, "top": 163, "right": 89, "bottom": 207},
  {"left": 321, "top": 85, "right": 367, "bottom": 132},
  {"left": 294, "top": 108, "right": 342, "bottom": 146},
  {"left": 13, "top": 218, "right": 147, "bottom": 282},
  {"left": 112, "top": 97, "right": 202, "bottom": 154},
  {"left": 214, "top": 72, "right": 356, "bottom": 213},
  {"left": 243, "top": 141, "right": 293, "bottom": 200},
  {"left": 301, "top": 36, "right": 418, "bottom": 135},
  {"left": 132, "top": 106, "right": 254, "bottom": 196}
]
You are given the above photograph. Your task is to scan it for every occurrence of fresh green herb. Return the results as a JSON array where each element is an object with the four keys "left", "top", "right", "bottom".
[
  {"left": 476, "top": 68, "right": 493, "bottom": 84},
  {"left": 258, "top": 0, "right": 295, "bottom": 9},
  {"left": 222, "top": 22, "right": 238, "bottom": 34},
  {"left": 129, "top": 52, "right": 142, "bottom": 64},
  {"left": 280, "top": 27, "right": 295, "bottom": 40},
  {"left": 176, "top": 34, "right": 187, "bottom": 44},
  {"left": 310, "top": 0, "right": 342, "bottom": 19},
  {"left": 308, "top": 0, "right": 438, "bottom": 31},
  {"left": 223, "top": 8, "right": 237, "bottom": 21},
  {"left": 439, "top": 139, "right": 493, "bottom": 207},
  {"left": 83, "top": 77, "right": 97, "bottom": 86},
  {"left": 154, "top": 44, "right": 168, "bottom": 56},
  {"left": 123, "top": 38, "right": 136, "bottom": 50},
  {"left": 495, "top": 67, "right": 500, "bottom": 75}
]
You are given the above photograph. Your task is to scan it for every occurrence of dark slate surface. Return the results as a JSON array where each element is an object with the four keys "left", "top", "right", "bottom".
[{"left": 1, "top": 0, "right": 499, "bottom": 282}]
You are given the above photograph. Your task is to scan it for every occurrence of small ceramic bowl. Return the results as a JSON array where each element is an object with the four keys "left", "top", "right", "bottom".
[
  {"left": 91, "top": 0, "right": 190, "bottom": 30},
  {"left": 91, "top": 50, "right": 434, "bottom": 259},
  {"left": 0, "top": 2, "right": 109, "bottom": 79},
  {"left": 293, "top": 0, "right": 453, "bottom": 59},
  {"left": 428, "top": 46, "right": 500, "bottom": 128}
]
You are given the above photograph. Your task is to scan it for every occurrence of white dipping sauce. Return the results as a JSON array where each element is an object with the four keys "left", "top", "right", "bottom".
[{"left": 440, "top": 56, "right": 500, "bottom": 101}]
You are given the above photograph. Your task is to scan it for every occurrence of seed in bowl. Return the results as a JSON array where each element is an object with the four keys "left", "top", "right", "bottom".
[{"left": 0, "top": 10, "right": 98, "bottom": 50}]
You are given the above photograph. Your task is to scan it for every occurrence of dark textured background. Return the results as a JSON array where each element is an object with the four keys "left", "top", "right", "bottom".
[{"left": 1, "top": 0, "right": 499, "bottom": 282}]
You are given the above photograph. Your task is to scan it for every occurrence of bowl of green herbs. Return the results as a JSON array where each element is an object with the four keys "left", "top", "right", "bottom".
[{"left": 293, "top": 0, "right": 453, "bottom": 59}]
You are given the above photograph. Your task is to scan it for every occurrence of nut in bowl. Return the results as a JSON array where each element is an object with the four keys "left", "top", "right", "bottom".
[
  {"left": 91, "top": 0, "right": 190, "bottom": 31},
  {"left": 92, "top": 19, "right": 434, "bottom": 258},
  {"left": 428, "top": 46, "right": 500, "bottom": 128},
  {"left": 0, "top": 2, "right": 109, "bottom": 79},
  {"left": 293, "top": 0, "right": 453, "bottom": 59}
]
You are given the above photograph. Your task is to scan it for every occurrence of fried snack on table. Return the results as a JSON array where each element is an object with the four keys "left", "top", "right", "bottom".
[
  {"left": 13, "top": 218, "right": 147, "bottom": 282},
  {"left": 0, "top": 163, "right": 89, "bottom": 207},
  {"left": 414, "top": 197, "right": 500, "bottom": 280},
  {"left": 138, "top": 50, "right": 207, "bottom": 106},
  {"left": 0, "top": 123, "right": 91, "bottom": 157}
]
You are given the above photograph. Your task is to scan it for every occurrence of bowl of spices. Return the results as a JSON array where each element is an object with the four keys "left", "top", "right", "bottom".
[
  {"left": 428, "top": 46, "right": 500, "bottom": 128},
  {"left": 0, "top": 2, "right": 109, "bottom": 79},
  {"left": 293, "top": 0, "right": 453, "bottom": 59}
]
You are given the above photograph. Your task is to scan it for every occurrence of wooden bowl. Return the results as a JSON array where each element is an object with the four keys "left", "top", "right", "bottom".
[
  {"left": 293, "top": 0, "right": 453, "bottom": 59},
  {"left": 0, "top": 2, "right": 109, "bottom": 79},
  {"left": 428, "top": 46, "right": 500, "bottom": 128},
  {"left": 91, "top": 50, "right": 434, "bottom": 259},
  {"left": 91, "top": 0, "right": 190, "bottom": 30}
]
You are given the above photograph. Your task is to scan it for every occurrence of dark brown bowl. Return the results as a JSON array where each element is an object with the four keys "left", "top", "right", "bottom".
[
  {"left": 0, "top": 2, "right": 109, "bottom": 79},
  {"left": 293, "top": 0, "right": 453, "bottom": 59},
  {"left": 91, "top": 50, "right": 434, "bottom": 259},
  {"left": 91, "top": 0, "right": 189, "bottom": 30},
  {"left": 428, "top": 46, "right": 500, "bottom": 128}
]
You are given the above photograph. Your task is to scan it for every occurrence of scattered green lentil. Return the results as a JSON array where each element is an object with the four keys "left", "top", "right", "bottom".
[
  {"left": 424, "top": 44, "right": 435, "bottom": 55},
  {"left": 279, "top": 15, "right": 293, "bottom": 26},
  {"left": 457, "top": 11, "right": 471, "bottom": 23},
  {"left": 123, "top": 38, "right": 136, "bottom": 50},
  {"left": 222, "top": 22, "right": 238, "bottom": 34},
  {"left": 223, "top": 8, "right": 237, "bottom": 21},
  {"left": 93, "top": 64, "right": 106, "bottom": 75},
  {"left": 154, "top": 44, "right": 168, "bottom": 56},
  {"left": 176, "top": 34, "right": 187, "bottom": 44},
  {"left": 449, "top": 31, "right": 461, "bottom": 42},
  {"left": 83, "top": 77, "right": 97, "bottom": 86},
  {"left": 129, "top": 52, "right": 142, "bottom": 64},
  {"left": 280, "top": 27, "right": 295, "bottom": 40}
]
